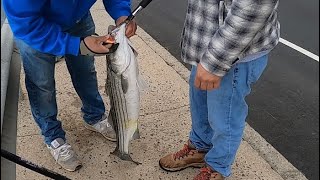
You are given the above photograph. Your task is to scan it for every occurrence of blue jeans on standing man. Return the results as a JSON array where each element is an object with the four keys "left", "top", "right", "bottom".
[
  {"left": 189, "top": 55, "right": 268, "bottom": 177},
  {"left": 15, "top": 13, "right": 105, "bottom": 145}
]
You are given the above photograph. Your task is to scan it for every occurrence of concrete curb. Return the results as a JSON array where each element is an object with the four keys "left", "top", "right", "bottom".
[
  {"left": 243, "top": 125, "right": 307, "bottom": 180},
  {"left": 135, "top": 26, "right": 308, "bottom": 180}
]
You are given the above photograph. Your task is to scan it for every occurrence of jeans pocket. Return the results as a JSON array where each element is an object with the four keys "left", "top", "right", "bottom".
[{"left": 248, "top": 55, "right": 268, "bottom": 85}]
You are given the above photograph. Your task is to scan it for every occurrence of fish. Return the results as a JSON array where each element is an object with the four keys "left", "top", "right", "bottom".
[{"left": 105, "top": 24, "right": 143, "bottom": 164}]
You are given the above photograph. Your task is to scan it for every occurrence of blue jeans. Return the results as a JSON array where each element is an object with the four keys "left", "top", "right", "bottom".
[
  {"left": 189, "top": 55, "right": 268, "bottom": 177},
  {"left": 16, "top": 13, "right": 105, "bottom": 145}
]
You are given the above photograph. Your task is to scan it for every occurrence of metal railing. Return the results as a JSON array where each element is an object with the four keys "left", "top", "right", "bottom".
[
  {"left": 1, "top": 10, "right": 21, "bottom": 179},
  {"left": 1, "top": 18, "right": 14, "bottom": 132}
]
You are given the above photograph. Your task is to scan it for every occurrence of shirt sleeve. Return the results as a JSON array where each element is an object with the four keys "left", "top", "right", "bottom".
[
  {"left": 3, "top": 0, "right": 80, "bottom": 56},
  {"left": 103, "top": 0, "right": 131, "bottom": 20},
  {"left": 200, "top": 0, "right": 278, "bottom": 76}
]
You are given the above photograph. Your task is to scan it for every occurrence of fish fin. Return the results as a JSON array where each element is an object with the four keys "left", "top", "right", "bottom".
[
  {"left": 136, "top": 74, "right": 148, "bottom": 93},
  {"left": 132, "top": 129, "right": 140, "bottom": 140},
  {"left": 128, "top": 40, "right": 138, "bottom": 57},
  {"left": 111, "top": 150, "right": 141, "bottom": 165},
  {"left": 107, "top": 110, "right": 115, "bottom": 130},
  {"left": 121, "top": 75, "right": 129, "bottom": 94}
]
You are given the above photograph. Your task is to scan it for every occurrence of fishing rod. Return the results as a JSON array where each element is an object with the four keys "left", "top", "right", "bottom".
[
  {"left": 1, "top": 149, "right": 71, "bottom": 180},
  {"left": 113, "top": 0, "right": 153, "bottom": 31},
  {"left": 104, "top": 0, "right": 154, "bottom": 47}
]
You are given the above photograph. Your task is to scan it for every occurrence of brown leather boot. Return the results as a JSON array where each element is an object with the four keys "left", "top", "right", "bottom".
[
  {"left": 193, "top": 167, "right": 224, "bottom": 180},
  {"left": 159, "top": 141, "right": 206, "bottom": 172}
]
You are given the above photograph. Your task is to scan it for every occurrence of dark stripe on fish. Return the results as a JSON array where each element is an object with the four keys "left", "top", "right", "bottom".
[{"left": 107, "top": 67, "right": 140, "bottom": 164}]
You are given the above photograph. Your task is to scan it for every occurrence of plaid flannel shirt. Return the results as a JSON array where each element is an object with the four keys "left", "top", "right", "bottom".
[{"left": 181, "top": 0, "right": 280, "bottom": 76}]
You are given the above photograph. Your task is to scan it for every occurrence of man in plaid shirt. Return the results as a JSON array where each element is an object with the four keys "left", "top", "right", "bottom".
[{"left": 159, "top": 0, "right": 280, "bottom": 179}]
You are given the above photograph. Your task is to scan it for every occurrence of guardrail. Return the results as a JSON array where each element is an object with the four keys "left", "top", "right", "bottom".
[
  {"left": 1, "top": 18, "right": 21, "bottom": 180},
  {"left": 1, "top": 19, "right": 14, "bottom": 131}
]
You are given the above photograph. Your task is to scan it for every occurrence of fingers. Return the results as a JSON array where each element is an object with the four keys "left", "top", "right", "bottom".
[
  {"left": 115, "top": 16, "right": 137, "bottom": 38},
  {"left": 194, "top": 76, "right": 201, "bottom": 89},
  {"left": 100, "top": 44, "right": 110, "bottom": 53},
  {"left": 125, "top": 21, "right": 137, "bottom": 38},
  {"left": 194, "top": 76, "right": 220, "bottom": 91},
  {"left": 92, "top": 43, "right": 109, "bottom": 54},
  {"left": 193, "top": 64, "right": 222, "bottom": 90},
  {"left": 194, "top": 80, "right": 215, "bottom": 91},
  {"left": 194, "top": 82, "right": 217, "bottom": 90},
  {"left": 214, "top": 81, "right": 220, "bottom": 89},
  {"left": 95, "top": 36, "right": 113, "bottom": 53},
  {"left": 206, "top": 83, "right": 215, "bottom": 90},
  {"left": 200, "top": 81, "right": 207, "bottom": 90},
  {"left": 96, "top": 35, "right": 109, "bottom": 44},
  {"left": 81, "top": 35, "right": 115, "bottom": 56}
]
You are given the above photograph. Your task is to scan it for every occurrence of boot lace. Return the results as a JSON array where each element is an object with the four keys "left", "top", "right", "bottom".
[
  {"left": 195, "top": 167, "right": 220, "bottom": 180},
  {"left": 173, "top": 144, "right": 195, "bottom": 160}
]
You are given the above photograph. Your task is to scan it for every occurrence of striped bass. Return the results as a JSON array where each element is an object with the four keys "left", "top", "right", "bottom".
[{"left": 105, "top": 24, "right": 142, "bottom": 164}]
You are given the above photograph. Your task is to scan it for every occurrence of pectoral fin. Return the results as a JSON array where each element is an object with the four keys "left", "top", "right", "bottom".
[{"left": 121, "top": 75, "right": 129, "bottom": 94}]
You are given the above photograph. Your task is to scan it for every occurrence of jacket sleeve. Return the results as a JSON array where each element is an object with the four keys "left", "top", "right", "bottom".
[
  {"left": 103, "top": 0, "right": 131, "bottom": 20},
  {"left": 200, "top": 0, "right": 278, "bottom": 77},
  {"left": 3, "top": 0, "right": 80, "bottom": 56}
]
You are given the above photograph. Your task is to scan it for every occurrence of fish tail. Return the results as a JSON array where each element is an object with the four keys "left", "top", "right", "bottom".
[{"left": 111, "top": 150, "right": 141, "bottom": 165}]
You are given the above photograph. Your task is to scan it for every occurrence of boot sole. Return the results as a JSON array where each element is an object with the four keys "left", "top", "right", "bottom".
[
  {"left": 159, "top": 161, "right": 205, "bottom": 172},
  {"left": 84, "top": 124, "right": 117, "bottom": 142}
]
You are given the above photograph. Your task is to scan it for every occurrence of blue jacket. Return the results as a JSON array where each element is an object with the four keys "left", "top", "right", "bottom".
[{"left": 3, "top": 0, "right": 131, "bottom": 56}]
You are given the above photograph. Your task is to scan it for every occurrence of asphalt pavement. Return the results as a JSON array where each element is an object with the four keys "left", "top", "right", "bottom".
[{"left": 132, "top": 0, "right": 319, "bottom": 179}]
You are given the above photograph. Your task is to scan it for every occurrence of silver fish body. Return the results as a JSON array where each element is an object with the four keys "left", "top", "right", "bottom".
[{"left": 105, "top": 24, "right": 141, "bottom": 164}]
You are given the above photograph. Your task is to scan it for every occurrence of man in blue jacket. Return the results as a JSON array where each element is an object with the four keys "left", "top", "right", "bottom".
[{"left": 3, "top": 0, "right": 136, "bottom": 171}]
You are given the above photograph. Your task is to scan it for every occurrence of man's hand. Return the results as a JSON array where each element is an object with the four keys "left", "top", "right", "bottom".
[
  {"left": 116, "top": 16, "right": 137, "bottom": 38},
  {"left": 194, "top": 63, "right": 222, "bottom": 90},
  {"left": 79, "top": 35, "right": 116, "bottom": 56}
]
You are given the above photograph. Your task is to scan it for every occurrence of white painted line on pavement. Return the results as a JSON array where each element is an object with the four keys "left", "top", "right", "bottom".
[{"left": 280, "top": 38, "right": 319, "bottom": 62}]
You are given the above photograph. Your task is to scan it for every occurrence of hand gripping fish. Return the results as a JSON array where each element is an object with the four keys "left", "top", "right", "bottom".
[{"left": 105, "top": 24, "right": 145, "bottom": 164}]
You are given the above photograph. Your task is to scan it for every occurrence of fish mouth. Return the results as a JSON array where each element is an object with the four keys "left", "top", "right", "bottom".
[{"left": 108, "top": 43, "right": 119, "bottom": 54}]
